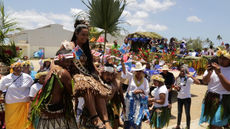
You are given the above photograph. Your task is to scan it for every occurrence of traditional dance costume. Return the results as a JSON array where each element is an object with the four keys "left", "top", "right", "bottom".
[
  {"left": 199, "top": 67, "right": 230, "bottom": 127},
  {"left": 150, "top": 85, "right": 170, "bottom": 129}
]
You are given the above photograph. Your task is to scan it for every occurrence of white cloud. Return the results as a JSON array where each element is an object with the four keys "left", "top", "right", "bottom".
[
  {"left": 187, "top": 16, "right": 202, "bottom": 23},
  {"left": 127, "top": 18, "right": 145, "bottom": 26},
  {"left": 127, "top": 0, "right": 176, "bottom": 13},
  {"left": 134, "top": 11, "right": 149, "bottom": 18},
  {"left": 8, "top": 9, "right": 79, "bottom": 31},
  {"left": 145, "top": 24, "right": 168, "bottom": 31},
  {"left": 136, "top": 26, "right": 146, "bottom": 32}
]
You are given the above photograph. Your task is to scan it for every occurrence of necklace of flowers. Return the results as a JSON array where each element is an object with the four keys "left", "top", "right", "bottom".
[{"left": 134, "top": 76, "right": 144, "bottom": 87}]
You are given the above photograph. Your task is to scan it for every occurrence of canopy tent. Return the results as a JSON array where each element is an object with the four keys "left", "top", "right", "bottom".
[{"left": 127, "top": 32, "right": 163, "bottom": 52}]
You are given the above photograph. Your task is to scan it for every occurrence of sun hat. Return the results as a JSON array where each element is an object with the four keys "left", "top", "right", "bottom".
[
  {"left": 151, "top": 74, "right": 165, "bottom": 82},
  {"left": 35, "top": 71, "right": 48, "bottom": 79},
  {"left": 131, "top": 62, "right": 146, "bottom": 71},
  {"left": 161, "top": 65, "right": 170, "bottom": 71},
  {"left": 43, "top": 58, "right": 51, "bottom": 62}
]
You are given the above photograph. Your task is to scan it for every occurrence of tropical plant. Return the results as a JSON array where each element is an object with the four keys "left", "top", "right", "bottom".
[
  {"left": 82, "top": 0, "right": 127, "bottom": 64},
  {"left": 0, "top": 0, "right": 22, "bottom": 44},
  {"left": 186, "top": 37, "right": 203, "bottom": 50},
  {"left": 217, "top": 35, "right": 222, "bottom": 41},
  {"left": 205, "top": 38, "right": 214, "bottom": 47}
]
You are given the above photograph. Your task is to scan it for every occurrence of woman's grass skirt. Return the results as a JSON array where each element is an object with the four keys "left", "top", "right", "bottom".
[
  {"left": 150, "top": 106, "right": 170, "bottom": 129},
  {"left": 199, "top": 92, "right": 230, "bottom": 127}
]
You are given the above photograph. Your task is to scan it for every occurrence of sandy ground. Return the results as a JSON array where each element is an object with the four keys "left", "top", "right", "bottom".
[{"left": 30, "top": 59, "right": 209, "bottom": 129}]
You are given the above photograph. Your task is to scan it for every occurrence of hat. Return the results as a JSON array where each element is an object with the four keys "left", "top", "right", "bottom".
[
  {"left": 35, "top": 71, "right": 48, "bottom": 79},
  {"left": 181, "top": 40, "right": 186, "bottom": 43},
  {"left": 43, "top": 58, "right": 51, "bottom": 62},
  {"left": 216, "top": 48, "right": 230, "bottom": 60},
  {"left": 151, "top": 74, "right": 165, "bottom": 82},
  {"left": 10, "top": 62, "right": 22, "bottom": 68},
  {"left": 161, "top": 65, "right": 170, "bottom": 71},
  {"left": 131, "top": 62, "right": 146, "bottom": 71},
  {"left": 22, "top": 61, "right": 31, "bottom": 66}
]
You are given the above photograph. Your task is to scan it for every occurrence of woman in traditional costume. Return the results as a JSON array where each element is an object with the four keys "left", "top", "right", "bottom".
[
  {"left": 121, "top": 60, "right": 150, "bottom": 129},
  {"left": 200, "top": 49, "right": 230, "bottom": 129},
  {"left": 149, "top": 74, "right": 170, "bottom": 129},
  {"left": 0, "top": 62, "right": 34, "bottom": 129},
  {"left": 61, "top": 20, "right": 115, "bottom": 129}
]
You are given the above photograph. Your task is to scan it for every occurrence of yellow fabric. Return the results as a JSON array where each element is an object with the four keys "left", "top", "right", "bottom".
[{"left": 5, "top": 102, "right": 33, "bottom": 129}]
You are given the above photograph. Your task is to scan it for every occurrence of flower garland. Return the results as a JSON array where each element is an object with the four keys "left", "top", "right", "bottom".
[{"left": 134, "top": 76, "right": 144, "bottom": 87}]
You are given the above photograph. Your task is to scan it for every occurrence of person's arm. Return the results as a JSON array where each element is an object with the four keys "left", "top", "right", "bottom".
[
  {"left": 121, "top": 58, "right": 126, "bottom": 75},
  {"left": 61, "top": 69, "right": 73, "bottom": 94},
  {"left": 212, "top": 63, "right": 230, "bottom": 91},
  {"left": 188, "top": 75, "right": 200, "bottom": 84},
  {"left": 202, "top": 66, "right": 213, "bottom": 84},
  {"left": 149, "top": 93, "right": 166, "bottom": 105}
]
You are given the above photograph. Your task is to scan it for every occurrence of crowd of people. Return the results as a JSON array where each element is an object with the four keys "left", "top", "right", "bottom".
[{"left": 0, "top": 19, "right": 230, "bottom": 129}]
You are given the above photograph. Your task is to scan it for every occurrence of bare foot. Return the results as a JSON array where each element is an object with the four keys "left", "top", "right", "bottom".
[{"left": 104, "top": 122, "right": 112, "bottom": 129}]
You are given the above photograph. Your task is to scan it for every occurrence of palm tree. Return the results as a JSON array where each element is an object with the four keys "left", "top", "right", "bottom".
[
  {"left": 0, "top": 0, "right": 22, "bottom": 44},
  {"left": 217, "top": 35, "right": 222, "bottom": 45},
  {"left": 82, "top": 0, "right": 127, "bottom": 64}
]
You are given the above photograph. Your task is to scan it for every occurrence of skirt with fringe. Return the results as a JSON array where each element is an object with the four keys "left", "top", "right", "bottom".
[
  {"left": 73, "top": 74, "right": 112, "bottom": 98},
  {"left": 199, "top": 91, "right": 230, "bottom": 127},
  {"left": 150, "top": 106, "right": 170, "bottom": 129}
]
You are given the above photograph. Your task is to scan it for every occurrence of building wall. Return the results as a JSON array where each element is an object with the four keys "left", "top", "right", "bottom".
[{"left": 30, "top": 45, "right": 60, "bottom": 58}]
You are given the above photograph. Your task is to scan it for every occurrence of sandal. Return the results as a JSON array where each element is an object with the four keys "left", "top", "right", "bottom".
[{"left": 91, "top": 115, "right": 106, "bottom": 129}]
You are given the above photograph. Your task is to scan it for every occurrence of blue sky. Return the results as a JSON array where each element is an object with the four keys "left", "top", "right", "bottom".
[{"left": 4, "top": 0, "right": 230, "bottom": 46}]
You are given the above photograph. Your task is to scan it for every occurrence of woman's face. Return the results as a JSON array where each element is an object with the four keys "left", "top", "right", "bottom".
[
  {"left": 44, "top": 61, "right": 51, "bottom": 67},
  {"left": 135, "top": 71, "right": 144, "bottom": 78},
  {"left": 13, "top": 66, "right": 22, "bottom": 75},
  {"left": 153, "top": 80, "right": 160, "bottom": 86},
  {"left": 76, "top": 28, "right": 89, "bottom": 44},
  {"left": 218, "top": 55, "right": 230, "bottom": 67},
  {"left": 39, "top": 75, "right": 46, "bottom": 84},
  {"left": 180, "top": 68, "right": 186, "bottom": 76}
]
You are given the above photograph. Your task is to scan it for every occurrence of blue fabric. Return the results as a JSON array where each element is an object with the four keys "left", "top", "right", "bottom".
[
  {"left": 124, "top": 93, "right": 150, "bottom": 126},
  {"left": 72, "top": 46, "right": 83, "bottom": 60},
  {"left": 119, "top": 43, "right": 130, "bottom": 54},
  {"left": 199, "top": 103, "right": 230, "bottom": 126},
  {"left": 30, "top": 71, "right": 37, "bottom": 80}
]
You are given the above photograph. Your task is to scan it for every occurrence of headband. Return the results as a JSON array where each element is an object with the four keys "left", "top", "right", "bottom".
[
  {"left": 104, "top": 66, "right": 114, "bottom": 73},
  {"left": 76, "top": 24, "right": 88, "bottom": 30}
]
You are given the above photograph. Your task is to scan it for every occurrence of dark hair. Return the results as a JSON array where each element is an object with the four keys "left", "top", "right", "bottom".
[
  {"left": 104, "top": 63, "right": 114, "bottom": 68},
  {"left": 71, "top": 20, "right": 95, "bottom": 73},
  {"left": 56, "top": 49, "right": 72, "bottom": 56}
]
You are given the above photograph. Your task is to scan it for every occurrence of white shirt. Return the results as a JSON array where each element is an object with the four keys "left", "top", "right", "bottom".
[
  {"left": 121, "top": 71, "right": 149, "bottom": 96},
  {"left": 0, "top": 73, "right": 34, "bottom": 104},
  {"left": 29, "top": 83, "right": 43, "bottom": 97},
  {"left": 151, "top": 85, "right": 168, "bottom": 108},
  {"left": 177, "top": 77, "right": 194, "bottom": 99},
  {"left": 203, "top": 66, "right": 230, "bottom": 95}
]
